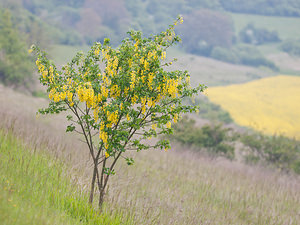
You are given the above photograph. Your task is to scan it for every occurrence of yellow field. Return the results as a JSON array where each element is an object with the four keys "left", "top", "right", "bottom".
[{"left": 207, "top": 75, "right": 300, "bottom": 139}]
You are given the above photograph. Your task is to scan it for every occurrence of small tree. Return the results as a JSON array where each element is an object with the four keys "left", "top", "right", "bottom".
[{"left": 31, "top": 16, "right": 206, "bottom": 209}]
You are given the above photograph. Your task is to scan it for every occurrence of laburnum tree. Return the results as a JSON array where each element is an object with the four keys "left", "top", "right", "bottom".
[{"left": 31, "top": 16, "right": 206, "bottom": 209}]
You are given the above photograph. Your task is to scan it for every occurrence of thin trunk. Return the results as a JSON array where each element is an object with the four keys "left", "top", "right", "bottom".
[
  {"left": 98, "top": 187, "right": 105, "bottom": 209},
  {"left": 89, "top": 163, "right": 98, "bottom": 204}
]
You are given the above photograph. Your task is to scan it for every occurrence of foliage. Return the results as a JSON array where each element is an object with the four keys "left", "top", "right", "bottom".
[
  {"left": 241, "top": 132, "right": 300, "bottom": 174},
  {"left": 279, "top": 39, "right": 300, "bottom": 56},
  {"left": 211, "top": 45, "right": 278, "bottom": 70},
  {"left": 0, "top": 9, "right": 34, "bottom": 87},
  {"left": 207, "top": 75, "right": 300, "bottom": 140},
  {"left": 31, "top": 17, "right": 205, "bottom": 208},
  {"left": 239, "top": 23, "right": 281, "bottom": 45},
  {"left": 179, "top": 9, "right": 234, "bottom": 56},
  {"left": 170, "top": 116, "right": 235, "bottom": 159}
]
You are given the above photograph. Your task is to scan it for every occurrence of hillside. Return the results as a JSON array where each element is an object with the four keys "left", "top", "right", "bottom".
[
  {"left": 1, "top": 81, "right": 300, "bottom": 225},
  {"left": 0, "top": 131, "right": 131, "bottom": 225},
  {"left": 1, "top": 1, "right": 300, "bottom": 224}
]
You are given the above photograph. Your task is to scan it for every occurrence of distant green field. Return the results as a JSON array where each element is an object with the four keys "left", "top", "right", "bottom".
[
  {"left": 231, "top": 13, "right": 300, "bottom": 40},
  {"left": 48, "top": 44, "right": 90, "bottom": 65}
]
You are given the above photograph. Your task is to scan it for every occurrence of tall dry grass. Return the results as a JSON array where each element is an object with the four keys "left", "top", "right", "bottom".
[{"left": 1, "top": 84, "right": 300, "bottom": 224}]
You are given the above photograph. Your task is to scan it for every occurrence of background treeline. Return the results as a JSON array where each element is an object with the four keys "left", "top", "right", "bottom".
[
  {"left": 0, "top": 9, "right": 34, "bottom": 87},
  {"left": 2, "top": 0, "right": 300, "bottom": 46},
  {"left": 1, "top": 0, "right": 300, "bottom": 87}
]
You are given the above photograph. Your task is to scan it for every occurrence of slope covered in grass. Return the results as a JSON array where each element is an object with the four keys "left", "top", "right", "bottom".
[
  {"left": 0, "top": 130, "right": 132, "bottom": 225},
  {"left": 1, "top": 83, "right": 300, "bottom": 224},
  {"left": 207, "top": 75, "right": 300, "bottom": 139},
  {"left": 231, "top": 13, "right": 300, "bottom": 40}
]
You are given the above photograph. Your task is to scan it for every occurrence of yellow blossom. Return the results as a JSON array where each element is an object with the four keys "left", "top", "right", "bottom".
[
  {"left": 174, "top": 114, "right": 178, "bottom": 123},
  {"left": 152, "top": 123, "right": 157, "bottom": 130}
]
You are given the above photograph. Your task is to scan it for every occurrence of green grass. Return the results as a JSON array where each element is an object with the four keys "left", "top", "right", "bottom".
[
  {"left": 0, "top": 130, "right": 133, "bottom": 225},
  {"left": 48, "top": 44, "right": 90, "bottom": 65},
  {"left": 231, "top": 13, "right": 300, "bottom": 40}
]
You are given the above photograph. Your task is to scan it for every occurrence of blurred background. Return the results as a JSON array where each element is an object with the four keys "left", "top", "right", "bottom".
[
  {"left": 1, "top": 1, "right": 300, "bottom": 224},
  {"left": 1, "top": 0, "right": 300, "bottom": 172}
]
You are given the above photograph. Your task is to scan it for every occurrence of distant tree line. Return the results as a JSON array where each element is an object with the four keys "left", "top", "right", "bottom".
[
  {"left": 220, "top": 0, "right": 300, "bottom": 17},
  {"left": 0, "top": 9, "right": 33, "bottom": 87}
]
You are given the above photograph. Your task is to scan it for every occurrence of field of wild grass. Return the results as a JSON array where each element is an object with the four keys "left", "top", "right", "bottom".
[
  {"left": 0, "top": 130, "right": 133, "bottom": 225},
  {"left": 1, "top": 83, "right": 300, "bottom": 224},
  {"left": 207, "top": 75, "right": 300, "bottom": 139}
]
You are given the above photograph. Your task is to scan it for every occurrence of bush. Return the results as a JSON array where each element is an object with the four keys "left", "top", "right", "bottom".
[
  {"left": 241, "top": 132, "right": 300, "bottom": 174},
  {"left": 170, "top": 116, "right": 236, "bottom": 159},
  {"left": 171, "top": 116, "right": 300, "bottom": 174},
  {"left": 279, "top": 39, "right": 300, "bottom": 56}
]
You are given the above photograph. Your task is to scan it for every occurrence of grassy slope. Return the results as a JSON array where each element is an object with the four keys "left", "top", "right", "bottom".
[
  {"left": 231, "top": 13, "right": 300, "bottom": 40},
  {"left": 2, "top": 79, "right": 299, "bottom": 224},
  {"left": 0, "top": 130, "right": 133, "bottom": 225}
]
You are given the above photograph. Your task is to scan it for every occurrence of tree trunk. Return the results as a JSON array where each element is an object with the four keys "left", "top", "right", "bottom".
[
  {"left": 98, "top": 188, "right": 105, "bottom": 209},
  {"left": 89, "top": 164, "right": 98, "bottom": 204}
]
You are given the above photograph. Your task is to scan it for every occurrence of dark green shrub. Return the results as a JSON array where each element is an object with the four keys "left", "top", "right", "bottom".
[
  {"left": 279, "top": 39, "right": 300, "bottom": 56},
  {"left": 170, "top": 117, "right": 236, "bottom": 159},
  {"left": 241, "top": 132, "right": 300, "bottom": 174}
]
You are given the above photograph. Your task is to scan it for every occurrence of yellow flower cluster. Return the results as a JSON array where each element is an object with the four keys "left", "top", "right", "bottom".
[
  {"left": 48, "top": 88, "right": 74, "bottom": 106},
  {"left": 94, "top": 48, "right": 100, "bottom": 56},
  {"left": 160, "top": 77, "right": 179, "bottom": 98},
  {"left": 161, "top": 51, "right": 166, "bottom": 60},
  {"left": 147, "top": 73, "right": 155, "bottom": 90},
  {"left": 77, "top": 84, "right": 95, "bottom": 108},
  {"left": 106, "top": 110, "right": 118, "bottom": 128},
  {"left": 99, "top": 121, "right": 108, "bottom": 148},
  {"left": 173, "top": 114, "right": 178, "bottom": 123},
  {"left": 111, "top": 85, "right": 121, "bottom": 98},
  {"left": 130, "top": 71, "right": 136, "bottom": 90},
  {"left": 36, "top": 60, "right": 55, "bottom": 84}
]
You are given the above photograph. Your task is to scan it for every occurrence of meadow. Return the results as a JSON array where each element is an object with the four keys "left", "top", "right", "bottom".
[
  {"left": 1, "top": 80, "right": 300, "bottom": 224},
  {"left": 230, "top": 13, "right": 300, "bottom": 40},
  {"left": 207, "top": 75, "right": 300, "bottom": 139},
  {"left": 0, "top": 130, "right": 133, "bottom": 225}
]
